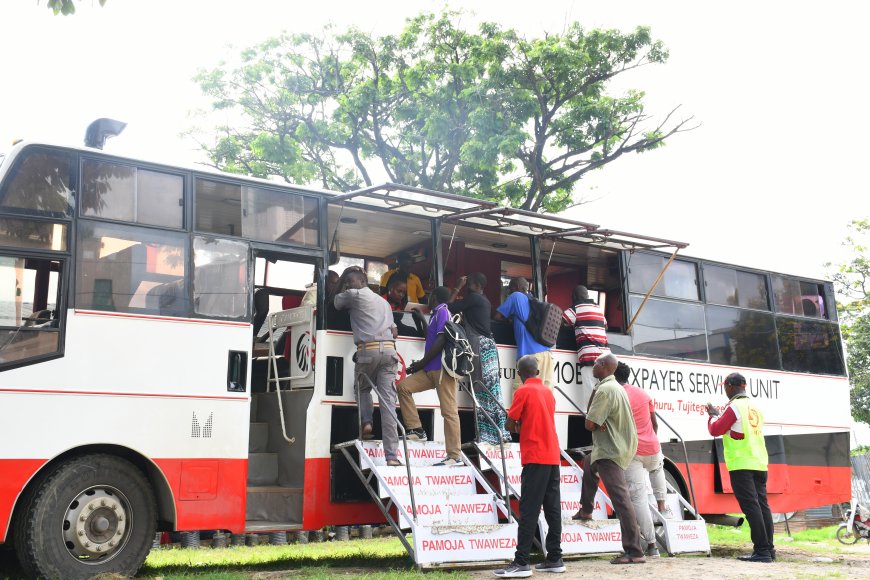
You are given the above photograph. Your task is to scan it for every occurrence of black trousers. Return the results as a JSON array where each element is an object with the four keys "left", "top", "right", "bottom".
[
  {"left": 729, "top": 469, "right": 774, "bottom": 556},
  {"left": 515, "top": 464, "right": 562, "bottom": 565}
]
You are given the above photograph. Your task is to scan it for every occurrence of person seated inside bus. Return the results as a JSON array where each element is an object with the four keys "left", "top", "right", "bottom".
[
  {"left": 302, "top": 269, "right": 340, "bottom": 307},
  {"left": 325, "top": 269, "right": 353, "bottom": 332},
  {"left": 380, "top": 272, "right": 424, "bottom": 337},
  {"left": 380, "top": 251, "right": 425, "bottom": 304},
  {"left": 382, "top": 273, "right": 409, "bottom": 311},
  {"left": 253, "top": 287, "right": 270, "bottom": 339}
]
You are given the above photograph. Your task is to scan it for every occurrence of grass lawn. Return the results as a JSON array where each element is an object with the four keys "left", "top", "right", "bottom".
[
  {"left": 706, "top": 522, "right": 851, "bottom": 555},
  {"left": 140, "top": 537, "right": 468, "bottom": 579}
]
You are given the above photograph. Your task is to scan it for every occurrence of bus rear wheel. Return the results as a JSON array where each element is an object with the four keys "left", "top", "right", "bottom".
[{"left": 14, "top": 454, "right": 156, "bottom": 580}]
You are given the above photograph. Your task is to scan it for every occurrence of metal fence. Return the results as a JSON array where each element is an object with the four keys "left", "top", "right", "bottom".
[{"left": 852, "top": 452, "right": 870, "bottom": 505}]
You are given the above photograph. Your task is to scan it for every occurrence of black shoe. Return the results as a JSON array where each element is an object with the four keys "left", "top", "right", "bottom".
[
  {"left": 535, "top": 558, "right": 566, "bottom": 573},
  {"left": 406, "top": 428, "right": 427, "bottom": 441},
  {"left": 737, "top": 552, "right": 773, "bottom": 563},
  {"left": 770, "top": 548, "right": 777, "bottom": 561}
]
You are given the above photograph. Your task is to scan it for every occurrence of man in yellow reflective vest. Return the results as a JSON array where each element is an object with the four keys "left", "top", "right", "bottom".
[{"left": 705, "top": 372, "right": 774, "bottom": 563}]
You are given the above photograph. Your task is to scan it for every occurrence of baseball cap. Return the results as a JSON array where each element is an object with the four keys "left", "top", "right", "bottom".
[{"left": 722, "top": 372, "right": 746, "bottom": 387}]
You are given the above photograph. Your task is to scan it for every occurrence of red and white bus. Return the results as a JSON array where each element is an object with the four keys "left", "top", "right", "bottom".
[{"left": 0, "top": 138, "right": 850, "bottom": 577}]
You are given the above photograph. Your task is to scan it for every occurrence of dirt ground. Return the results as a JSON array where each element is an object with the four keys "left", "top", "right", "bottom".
[{"left": 466, "top": 543, "right": 870, "bottom": 579}]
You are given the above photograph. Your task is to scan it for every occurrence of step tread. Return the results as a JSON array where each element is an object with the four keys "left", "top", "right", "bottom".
[
  {"left": 246, "top": 486, "right": 303, "bottom": 493},
  {"left": 245, "top": 521, "right": 304, "bottom": 532}
]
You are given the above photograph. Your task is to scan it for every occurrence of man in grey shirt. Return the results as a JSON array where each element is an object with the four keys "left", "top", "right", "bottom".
[{"left": 334, "top": 268, "right": 402, "bottom": 466}]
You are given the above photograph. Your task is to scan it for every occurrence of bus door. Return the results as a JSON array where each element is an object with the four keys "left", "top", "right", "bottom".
[
  {"left": 246, "top": 249, "right": 319, "bottom": 528},
  {"left": 251, "top": 250, "right": 320, "bottom": 390}
]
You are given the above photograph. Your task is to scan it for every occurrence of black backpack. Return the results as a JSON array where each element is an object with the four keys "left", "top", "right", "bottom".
[
  {"left": 524, "top": 295, "right": 562, "bottom": 348},
  {"left": 440, "top": 313, "right": 476, "bottom": 379}
]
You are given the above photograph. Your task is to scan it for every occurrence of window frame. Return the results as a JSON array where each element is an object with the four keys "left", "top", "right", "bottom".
[
  {"left": 700, "top": 263, "right": 772, "bottom": 312},
  {"left": 625, "top": 250, "right": 701, "bottom": 303},
  {"left": 0, "top": 249, "right": 68, "bottom": 371},
  {"left": 193, "top": 174, "right": 321, "bottom": 250},
  {"left": 627, "top": 294, "right": 710, "bottom": 362},
  {"left": 74, "top": 218, "right": 191, "bottom": 318},
  {"left": 0, "top": 145, "right": 76, "bottom": 219},
  {"left": 78, "top": 155, "right": 187, "bottom": 231}
]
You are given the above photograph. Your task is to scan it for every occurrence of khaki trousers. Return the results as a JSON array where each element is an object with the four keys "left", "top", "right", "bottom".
[
  {"left": 513, "top": 350, "right": 555, "bottom": 390},
  {"left": 397, "top": 370, "right": 460, "bottom": 460}
]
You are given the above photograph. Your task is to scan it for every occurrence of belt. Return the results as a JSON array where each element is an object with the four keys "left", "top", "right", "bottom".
[{"left": 357, "top": 341, "right": 396, "bottom": 351}]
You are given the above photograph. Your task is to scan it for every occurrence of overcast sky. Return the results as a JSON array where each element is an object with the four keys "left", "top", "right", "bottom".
[{"left": 1, "top": 0, "right": 868, "bottom": 283}]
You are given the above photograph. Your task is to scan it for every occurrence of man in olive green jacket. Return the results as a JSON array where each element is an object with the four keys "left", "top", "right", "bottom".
[{"left": 572, "top": 353, "right": 644, "bottom": 564}]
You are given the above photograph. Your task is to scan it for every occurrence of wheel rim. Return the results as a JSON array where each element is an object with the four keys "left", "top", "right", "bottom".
[{"left": 62, "top": 485, "right": 132, "bottom": 564}]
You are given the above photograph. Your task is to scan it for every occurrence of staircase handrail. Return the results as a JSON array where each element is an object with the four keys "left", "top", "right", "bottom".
[
  {"left": 553, "top": 385, "right": 587, "bottom": 417},
  {"left": 463, "top": 379, "right": 514, "bottom": 523},
  {"left": 265, "top": 306, "right": 315, "bottom": 446},
  {"left": 338, "top": 440, "right": 415, "bottom": 558},
  {"left": 355, "top": 373, "right": 418, "bottom": 522},
  {"left": 654, "top": 411, "right": 698, "bottom": 510}
]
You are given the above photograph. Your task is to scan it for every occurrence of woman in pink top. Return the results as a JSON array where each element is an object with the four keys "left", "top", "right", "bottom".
[{"left": 615, "top": 362, "right": 671, "bottom": 558}]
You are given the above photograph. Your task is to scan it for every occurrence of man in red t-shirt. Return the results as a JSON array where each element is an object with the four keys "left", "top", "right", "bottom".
[
  {"left": 495, "top": 356, "right": 565, "bottom": 577},
  {"left": 615, "top": 362, "right": 670, "bottom": 558}
]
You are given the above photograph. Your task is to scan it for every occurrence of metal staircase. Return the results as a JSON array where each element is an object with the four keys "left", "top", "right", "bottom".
[
  {"left": 336, "top": 374, "right": 708, "bottom": 566},
  {"left": 336, "top": 438, "right": 518, "bottom": 568},
  {"left": 245, "top": 393, "right": 304, "bottom": 532}
]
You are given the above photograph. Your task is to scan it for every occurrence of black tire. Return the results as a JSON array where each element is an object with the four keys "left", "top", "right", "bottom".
[
  {"left": 836, "top": 524, "right": 859, "bottom": 545},
  {"left": 13, "top": 454, "right": 156, "bottom": 580}
]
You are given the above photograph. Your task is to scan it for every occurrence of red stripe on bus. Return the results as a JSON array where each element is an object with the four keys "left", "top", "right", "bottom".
[
  {"left": 152, "top": 458, "right": 247, "bottom": 533},
  {"left": 668, "top": 462, "right": 851, "bottom": 514},
  {"left": 0, "top": 388, "right": 248, "bottom": 401},
  {"left": 74, "top": 309, "right": 250, "bottom": 327},
  {"left": 302, "top": 457, "right": 383, "bottom": 529},
  {"left": 0, "top": 459, "right": 48, "bottom": 543}
]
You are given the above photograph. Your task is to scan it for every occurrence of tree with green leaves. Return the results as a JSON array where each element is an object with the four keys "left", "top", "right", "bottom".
[
  {"left": 44, "top": 0, "right": 106, "bottom": 16},
  {"left": 829, "top": 219, "right": 870, "bottom": 423},
  {"left": 193, "top": 12, "right": 695, "bottom": 213}
]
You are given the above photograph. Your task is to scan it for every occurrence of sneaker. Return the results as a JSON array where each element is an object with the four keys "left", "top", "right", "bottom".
[
  {"left": 494, "top": 561, "right": 532, "bottom": 578},
  {"left": 406, "top": 428, "right": 427, "bottom": 441},
  {"left": 535, "top": 558, "right": 566, "bottom": 573},
  {"left": 645, "top": 545, "right": 660, "bottom": 558},
  {"left": 737, "top": 552, "right": 773, "bottom": 563},
  {"left": 433, "top": 457, "right": 463, "bottom": 467}
]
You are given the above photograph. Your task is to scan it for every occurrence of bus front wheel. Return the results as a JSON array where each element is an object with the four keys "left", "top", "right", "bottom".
[{"left": 14, "top": 454, "right": 156, "bottom": 580}]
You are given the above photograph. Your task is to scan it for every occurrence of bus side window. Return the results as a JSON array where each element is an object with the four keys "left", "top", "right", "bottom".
[{"left": 0, "top": 255, "right": 64, "bottom": 367}]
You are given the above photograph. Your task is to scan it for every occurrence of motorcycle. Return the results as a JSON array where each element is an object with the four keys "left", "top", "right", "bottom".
[{"left": 836, "top": 500, "right": 870, "bottom": 544}]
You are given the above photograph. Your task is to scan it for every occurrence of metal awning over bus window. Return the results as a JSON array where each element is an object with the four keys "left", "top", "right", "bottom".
[
  {"left": 333, "top": 183, "right": 689, "bottom": 325},
  {"left": 329, "top": 183, "right": 494, "bottom": 218},
  {"left": 331, "top": 182, "right": 688, "bottom": 252}
]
